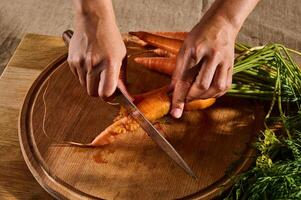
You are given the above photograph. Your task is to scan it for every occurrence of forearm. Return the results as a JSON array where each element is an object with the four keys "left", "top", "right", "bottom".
[
  {"left": 202, "top": 0, "right": 260, "bottom": 35},
  {"left": 72, "top": 0, "right": 117, "bottom": 25}
]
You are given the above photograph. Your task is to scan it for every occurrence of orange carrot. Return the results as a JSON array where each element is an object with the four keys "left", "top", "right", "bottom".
[
  {"left": 134, "top": 85, "right": 216, "bottom": 111},
  {"left": 134, "top": 57, "right": 176, "bottom": 75},
  {"left": 133, "top": 85, "right": 170, "bottom": 104},
  {"left": 153, "top": 48, "right": 176, "bottom": 58},
  {"left": 91, "top": 85, "right": 216, "bottom": 146},
  {"left": 91, "top": 89, "right": 170, "bottom": 146},
  {"left": 185, "top": 98, "right": 216, "bottom": 110},
  {"left": 123, "top": 33, "right": 148, "bottom": 46},
  {"left": 91, "top": 88, "right": 216, "bottom": 146},
  {"left": 129, "top": 31, "right": 182, "bottom": 54},
  {"left": 152, "top": 32, "right": 188, "bottom": 40}
]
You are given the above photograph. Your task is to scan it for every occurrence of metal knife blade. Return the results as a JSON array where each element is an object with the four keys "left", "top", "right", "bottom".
[{"left": 118, "top": 88, "right": 196, "bottom": 178}]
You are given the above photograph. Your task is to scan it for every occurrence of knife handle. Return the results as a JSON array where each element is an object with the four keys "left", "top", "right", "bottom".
[
  {"left": 61, "top": 30, "right": 132, "bottom": 102},
  {"left": 62, "top": 30, "right": 73, "bottom": 47}
]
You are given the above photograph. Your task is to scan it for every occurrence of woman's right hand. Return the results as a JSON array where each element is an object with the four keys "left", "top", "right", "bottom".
[{"left": 68, "top": 0, "right": 126, "bottom": 98}]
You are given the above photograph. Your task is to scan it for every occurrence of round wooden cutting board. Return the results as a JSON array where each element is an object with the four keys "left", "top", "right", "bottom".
[{"left": 19, "top": 44, "right": 264, "bottom": 200}]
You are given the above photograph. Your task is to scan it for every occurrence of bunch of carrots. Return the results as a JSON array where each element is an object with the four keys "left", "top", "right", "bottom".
[{"left": 86, "top": 31, "right": 301, "bottom": 147}]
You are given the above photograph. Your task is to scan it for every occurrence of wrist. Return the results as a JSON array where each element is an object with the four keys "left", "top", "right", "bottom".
[
  {"left": 203, "top": 0, "right": 260, "bottom": 36},
  {"left": 73, "top": 0, "right": 116, "bottom": 23},
  {"left": 216, "top": 12, "right": 243, "bottom": 34},
  {"left": 214, "top": 14, "right": 241, "bottom": 36}
]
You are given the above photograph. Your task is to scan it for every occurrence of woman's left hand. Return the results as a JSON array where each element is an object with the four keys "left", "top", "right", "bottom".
[{"left": 170, "top": 16, "right": 236, "bottom": 118}]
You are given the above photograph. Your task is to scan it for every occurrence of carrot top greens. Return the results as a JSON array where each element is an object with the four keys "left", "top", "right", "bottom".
[{"left": 225, "top": 43, "right": 301, "bottom": 200}]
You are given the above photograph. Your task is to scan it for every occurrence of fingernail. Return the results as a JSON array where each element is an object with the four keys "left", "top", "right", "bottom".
[{"left": 171, "top": 108, "right": 182, "bottom": 119}]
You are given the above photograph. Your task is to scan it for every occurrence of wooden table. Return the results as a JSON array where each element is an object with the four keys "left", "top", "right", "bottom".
[{"left": 0, "top": 34, "right": 67, "bottom": 199}]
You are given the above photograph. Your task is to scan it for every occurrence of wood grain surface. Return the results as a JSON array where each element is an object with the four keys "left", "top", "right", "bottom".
[
  {"left": 18, "top": 36, "right": 264, "bottom": 199},
  {"left": 0, "top": 34, "right": 66, "bottom": 200}
]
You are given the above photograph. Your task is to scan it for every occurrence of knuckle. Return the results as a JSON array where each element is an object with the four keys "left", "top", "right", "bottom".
[
  {"left": 173, "top": 99, "right": 184, "bottom": 108},
  {"left": 211, "top": 49, "right": 221, "bottom": 59},
  {"left": 215, "top": 83, "right": 226, "bottom": 92},
  {"left": 189, "top": 45, "right": 198, "bottom": 60},
  {"left": 72, "top": 57, "right": 83, "bottom": 68},
  {"left": 85, "top": 54, "right": 92, "bottom": 64},
  {"left": 104, "top": 56, "right": 120, "bottom": 69},
  {"left": 215, "top": 93, "right": 223, "bottom": 98},
  {"left": 85, "top": 56, "right": 94, "bottom": 72},
  {"left": 180, "top": 79, "right": 192, "bottom": 88},
  {"left": 193, "top": 44, "right": 204, "bottom": 59},
  {"left": 180, "top": 43, "right": 191, "bottom": 56},
  {"left": 174, "top": 100, "right": 183, "bottom": 106},
  {"left": 226, "top": 83, "right": 232, "bottom": 90},
  {"left": 67, "top": 57, "right": 72, "bottom": 65},
  {"left": 197, "top": 82, "right": 209, "bottom": 90},
  {"left": 72, "top": 57, "right": 81, "bottom": 64}
]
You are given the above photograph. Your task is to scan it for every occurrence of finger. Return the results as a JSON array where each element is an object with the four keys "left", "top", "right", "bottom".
[
  {"left": 186, "top": 56, "right": 220, "bottom": 101},
  {"left": 72, "top": 56, "right": 86, "bottom": 87},
  {"left": 217, "top": 66, "right": 233, "bottom": 97},
  {"left": 68, "top": 62, "right": 78, "bottom": 77},
  {"left": 170, "top": 47, "right": 192, "bottom": 118},
  {"left": 187, "top": 63, "right": 228, "bottom": 100},
  {"left": 226, "top": 66, "right": 233, "bottom": 89},
  {"left": 171, "top": 46, "right": 205, "bottom": 87},
  {"left": 171, "top": 80, "right": 192, "bottom": 118},
  {"left": 98, "top": 60, "right": 120, "bottom": 98},
  {"left": 170, "top": 48, "right": 204, "bottom": 118},
  {"left": 170, "top": 48, "right": 188, "bottom": 89},
  {"left": 86, "top": 57, "right": 102, "bottom": 97},
  {"left": 67, "top": 57, "right": 79, "bottom": 78},
  {"left": 72, "top": 57, "right": 86, "bottom": 87},
  {"left": 76, "top": 64, "right": 87, "bottom": 87},
  {"left": 212, "top": 62, "right": 229, "bottom": 98}
]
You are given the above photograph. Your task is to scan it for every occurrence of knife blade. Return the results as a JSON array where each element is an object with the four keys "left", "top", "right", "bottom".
[{"left": 117, "top": 83, "right": 196, "bottom": 178}]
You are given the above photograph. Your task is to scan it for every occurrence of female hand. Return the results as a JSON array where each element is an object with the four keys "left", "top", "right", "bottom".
[
  {"left": 68, "top": 0, "right": 126, "bottom": 97},
  {"left": 170, "top": 0, "right": 260, "bottom": 118}
]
